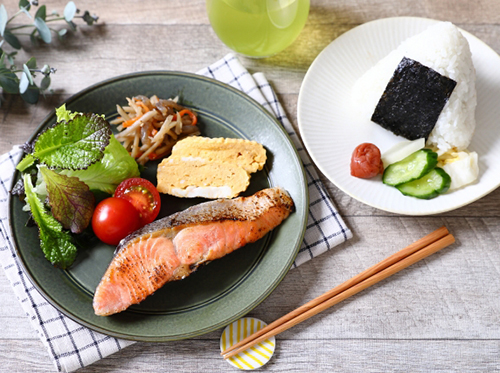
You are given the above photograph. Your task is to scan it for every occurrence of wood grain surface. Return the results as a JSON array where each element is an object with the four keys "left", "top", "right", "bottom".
[{"left": 2, "top": 0, "right": 500, "bottom": 372}]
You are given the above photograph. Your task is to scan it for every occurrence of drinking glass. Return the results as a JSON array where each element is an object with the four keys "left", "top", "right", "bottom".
[{"left": 206, "top": 0, "right": 310, "bottom": 58}]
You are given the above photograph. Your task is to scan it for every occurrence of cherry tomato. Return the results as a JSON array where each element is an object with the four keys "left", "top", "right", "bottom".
[
  {"left": 350, "top": 143, "right": 384, "bottom": 179},
  {"left": 114, "top": 178, "right": 161, "bottom": 226},
  {"left": 92, "top": 197, "right": 141, "bottom": 246}
]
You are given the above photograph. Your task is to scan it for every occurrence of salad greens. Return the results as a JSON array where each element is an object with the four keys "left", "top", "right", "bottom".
[
  {"left": 17, "top": 107, "right": 111, "bottom": 172},
  {"left": 31, "top": 113, "right": 111, "bottom": 170},
  {"left": 39, "top": 167, "right": 95, "bottom": 234},
  {"left": 59, "top": 135, "right": 141, "bottom": 195},
  {"left": 23, "top": 173, "right": 77, "bottom": 269},
  {"left": 16, "top": 105, "right": 140, "bottom": 268}
]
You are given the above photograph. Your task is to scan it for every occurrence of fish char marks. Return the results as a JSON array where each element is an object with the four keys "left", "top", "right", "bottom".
[
  {"left": 93, "top": 187, "right": 294, "bottom": 316},
  {"left": 169, "top": 186, "right": 293, "bottom": 225}
]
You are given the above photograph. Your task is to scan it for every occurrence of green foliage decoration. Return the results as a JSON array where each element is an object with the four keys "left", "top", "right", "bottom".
[{"left": 0, "top": 0, "right": 98, "bottom": 105}]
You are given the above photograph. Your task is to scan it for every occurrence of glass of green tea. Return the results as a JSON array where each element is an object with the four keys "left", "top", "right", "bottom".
[{"left": 206, "top": 0, "right": 310, "bottom": 58}]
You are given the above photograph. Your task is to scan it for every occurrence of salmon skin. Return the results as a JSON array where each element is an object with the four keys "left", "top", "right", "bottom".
[{"left": 93, "top": 187, "right": 294, "bottom": 316}]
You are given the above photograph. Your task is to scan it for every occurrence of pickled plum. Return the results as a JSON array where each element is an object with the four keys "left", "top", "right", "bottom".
[{"left": 350, "top": 143, "right": 384, "bottom": 178}]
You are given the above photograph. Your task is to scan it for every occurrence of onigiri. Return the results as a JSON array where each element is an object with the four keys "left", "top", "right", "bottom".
[{"left": 352, "top": 22, "right": 477, "bottom": 155}]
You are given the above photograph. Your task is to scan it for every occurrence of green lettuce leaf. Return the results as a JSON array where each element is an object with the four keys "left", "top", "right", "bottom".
[
  {"left": 16, "top": 153, "right": 35, "bottom": 172},
  {"left": 60, "top": 135, "right": 140, "bottom": 194},
  {"left": 33, "top": 113, "right": 111, "bottom": 170},
  {"left": 40, "top": 167, "right": 95, "bottom": 234},
  {"left": 55, "top": 103, "right": 79, "bottom": 122},
  {"left": 56, "top": 103, "right": 105, "bottom": 122},
  {"left": 23, "top": 173, "right": 78, "bottom": 269}
]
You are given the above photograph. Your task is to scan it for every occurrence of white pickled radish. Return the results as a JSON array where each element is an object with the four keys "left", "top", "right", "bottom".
[
  {"left": 442, "top": 151, "right": 479, "bottom": 191},
  {"left": 382, "top": 138, "right": 426, "bottom": 168}
]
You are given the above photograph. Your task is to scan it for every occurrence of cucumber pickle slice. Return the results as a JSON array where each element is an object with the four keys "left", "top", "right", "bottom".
[
  {"left": 396, "top": 168, "right": 451, "bottom": 199},
  {"left": 382, "top": 149, "right": 438, "bottom": 186}
]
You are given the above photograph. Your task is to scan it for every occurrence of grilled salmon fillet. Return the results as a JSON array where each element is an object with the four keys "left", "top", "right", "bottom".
[{"left": 93, "top": 187, "right": 294, "bottom": 316}]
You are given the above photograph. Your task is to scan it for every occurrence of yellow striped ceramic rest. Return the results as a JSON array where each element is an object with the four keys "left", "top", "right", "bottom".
[{"left": 220, "top": 317, "right": 276, "bottom": 370}]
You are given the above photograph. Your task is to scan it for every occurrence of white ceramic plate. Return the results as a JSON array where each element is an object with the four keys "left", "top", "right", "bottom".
[{"left": 298, "top": 17, "right": 500, "bottom": 215}]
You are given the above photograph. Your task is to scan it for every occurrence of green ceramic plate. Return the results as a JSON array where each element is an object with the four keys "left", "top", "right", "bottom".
[{"left": 9, "top": 71, "right": 308, "bottom": 341}]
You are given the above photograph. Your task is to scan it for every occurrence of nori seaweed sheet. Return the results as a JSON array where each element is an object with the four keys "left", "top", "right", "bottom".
[{"left": 371, "top": 57, "right": 457, "bottom": 140}]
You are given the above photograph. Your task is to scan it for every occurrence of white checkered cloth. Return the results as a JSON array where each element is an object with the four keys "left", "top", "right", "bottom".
[{"left": 0, "top": 54, "right": 352, "bottom": 372}]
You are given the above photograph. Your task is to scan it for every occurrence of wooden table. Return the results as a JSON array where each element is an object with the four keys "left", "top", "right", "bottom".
[{"left": 2, "top": 0, "right": 500, "bottom": 371}]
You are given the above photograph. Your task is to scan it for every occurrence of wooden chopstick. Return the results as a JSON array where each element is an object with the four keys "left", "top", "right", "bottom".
[{"left": 222, "top": 226, "right": 454, "bottom": 359}]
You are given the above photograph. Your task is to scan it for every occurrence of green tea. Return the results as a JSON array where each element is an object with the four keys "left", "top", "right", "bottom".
[{"left": 207, "top": 0, "right": 310, "bottom": 58}]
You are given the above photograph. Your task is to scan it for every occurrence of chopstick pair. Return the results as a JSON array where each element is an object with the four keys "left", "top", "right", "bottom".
[{"left": 221, "top": 226, "right": 455, "bottom": 360}]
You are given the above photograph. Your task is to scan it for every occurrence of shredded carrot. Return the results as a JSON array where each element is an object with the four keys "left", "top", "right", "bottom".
[
  {"left": 122, "top": 116, "right": 140, "bottom": 128},
  {"left": 177, "top": 109, "right": 197, "bottom": 125},
  {"left": 148, "top": 152, "right": 160, "bottom": 160},
  {"left": 151, "top": 128, "right": 158, "bottom": 137},
  {"left": 137, "top": 101, "right": 150, "bottom": 113}
]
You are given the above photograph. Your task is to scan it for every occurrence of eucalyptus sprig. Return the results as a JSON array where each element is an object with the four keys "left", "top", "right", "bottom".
[{"left": 0, "top": 0, "right": 98, "bottom": 105}]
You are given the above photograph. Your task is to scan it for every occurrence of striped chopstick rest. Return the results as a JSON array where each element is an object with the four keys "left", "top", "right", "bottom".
[{"left": 220, "top": 317, "right": 276, "bottom": 370}]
